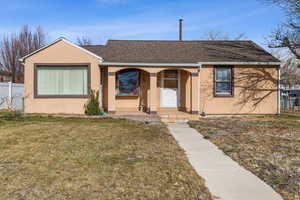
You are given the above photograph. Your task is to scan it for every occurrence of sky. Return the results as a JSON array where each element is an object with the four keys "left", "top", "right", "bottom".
[{"left": 0, "top": 0, "right": 286, "bottom": 49}]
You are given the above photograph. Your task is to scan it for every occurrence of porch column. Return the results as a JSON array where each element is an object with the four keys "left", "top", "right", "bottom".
[
  {"left": 191, "top": 72, "right": 200, "bottom": 115},
  {"left": 107, "top": 70, "right": 116, "bottom": 114},
  {"left": 149, "top": 73, "right": 157, "bottom": 114}
]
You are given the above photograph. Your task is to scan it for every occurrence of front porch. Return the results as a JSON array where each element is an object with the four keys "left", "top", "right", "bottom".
[{"left": 101, "top": 66, "right": 200, "bottom": 116}]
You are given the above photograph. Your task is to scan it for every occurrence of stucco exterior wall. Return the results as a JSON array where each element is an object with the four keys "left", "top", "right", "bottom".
[
  {"left": 180, "top": 70, "right": 192, "bottom": 112},
  {"left": 24, "top": 40, "right": 101, "bottom": 114},
  {"left": 200, "top": 65, "right": 279, "bottom": 114}
]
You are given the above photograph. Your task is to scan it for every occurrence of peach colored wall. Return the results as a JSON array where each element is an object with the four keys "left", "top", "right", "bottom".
[
  {"left": 200, "top": 65, "right": 279, "bottom": 114},
  {"left": 180, "top": 70, "right": 191, "bottom": 112},
  {"left": 101, "top": 67, "right": 108, "bottom": 109},
  {"left": 24, "top": 40, "right": 101, "bottom": 114}
]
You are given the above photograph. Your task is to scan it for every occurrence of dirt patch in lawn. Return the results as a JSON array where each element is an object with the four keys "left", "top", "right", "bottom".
[
  {"left": 0, "top": 114, "right": 212, "bottom": 200},
  {"left": 189, "top": 114, "right": 300, "bottom": 200}
]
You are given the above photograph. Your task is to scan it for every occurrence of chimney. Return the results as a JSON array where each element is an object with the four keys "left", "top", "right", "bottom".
[{"left": 179, "top": 19, "right": 183, "bottom": 41}]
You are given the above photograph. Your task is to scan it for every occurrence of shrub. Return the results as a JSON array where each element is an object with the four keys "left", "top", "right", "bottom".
[
  {"left": 0, "top": 110, "right": 22, "bottom": 121},
  {"left": 84, "top": 90, "right": 102, "bottom": 115}
]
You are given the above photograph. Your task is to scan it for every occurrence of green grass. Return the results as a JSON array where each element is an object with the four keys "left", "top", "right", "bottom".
[{"left": 0, "top": 113, "right": 212, "bottom": 200}]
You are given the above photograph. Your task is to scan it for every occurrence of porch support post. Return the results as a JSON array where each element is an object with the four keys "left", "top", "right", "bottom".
[
  {"left": 107, "top": 70, "right": 116, "bottom": 114},
  {"left": 149, "top": 72, "right": 157, "bottom": 115},
  {"left": 191, "top": 71, "right": 200, "bottom": 115}
]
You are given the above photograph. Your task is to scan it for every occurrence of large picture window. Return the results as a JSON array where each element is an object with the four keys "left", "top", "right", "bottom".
[
  {"left": 116, "top": 69, "right": 140, "bottom": 96},
  {"left": 214, "top": 66, "right": 233, "bottom": 96},
  {"left": 35, "top": 65, "right": 89, "bottom": 97}
]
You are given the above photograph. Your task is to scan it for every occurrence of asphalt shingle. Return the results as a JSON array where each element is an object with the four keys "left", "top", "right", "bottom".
[{"left": 82, "top": 40, "right": 279, "bottom": 64}]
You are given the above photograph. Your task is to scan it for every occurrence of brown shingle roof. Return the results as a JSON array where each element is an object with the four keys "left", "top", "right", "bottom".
[{"left": 82, "top": 40, "right": 279, "bottom": 64}]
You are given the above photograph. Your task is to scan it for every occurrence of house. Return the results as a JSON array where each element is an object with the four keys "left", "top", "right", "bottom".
[
  {"left": 20, "top": 38, "right": 280, "bottom": 115},
  {"left": 0, "top": 70, "right": 24, "bottom": 83},
  {"left": 0, "top": 70, "right": 12, "bottom": 82}
]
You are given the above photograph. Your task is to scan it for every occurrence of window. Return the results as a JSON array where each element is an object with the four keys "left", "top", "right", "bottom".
[
  {"left": 214, "top": 66, "right": 233, "bottom": 96},
  {"left": 35, "top": 65, "right": 89, "bottom": 97},
  {"left": 163, "top": 70, "right": 178, "bottom": 88},
  {"left": 116, "top": 69, "right": 140, "bottom": 96}
]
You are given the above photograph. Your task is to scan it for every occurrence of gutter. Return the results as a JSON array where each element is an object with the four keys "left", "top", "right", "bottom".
[
  {"left": 100, "top": 62, "right": 200, "bottom": 67},
  {"left": 198, "top": 62, "right": 281, "bottom": 65},
  {"left": 100, "top": 61, "right": 281, "bottom": 67}
]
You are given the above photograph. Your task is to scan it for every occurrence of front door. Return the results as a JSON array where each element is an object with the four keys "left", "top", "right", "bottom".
[{"left": 160, "top": 70, "right": 180, "bottom": 108}]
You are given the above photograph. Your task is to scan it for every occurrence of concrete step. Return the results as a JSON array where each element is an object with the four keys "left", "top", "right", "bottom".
[{"left": 160, "top": 115, "right": 200, "bottom": 123}]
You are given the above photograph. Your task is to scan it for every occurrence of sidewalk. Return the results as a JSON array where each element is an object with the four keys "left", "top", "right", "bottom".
[{"left": 167, "top": 123, "right": 283, "bottom": 200}]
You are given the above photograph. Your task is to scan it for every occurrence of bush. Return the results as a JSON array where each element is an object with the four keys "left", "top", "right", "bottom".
[
  {"left": 0, "top": 110, "right": 22, "bottom": 121},
  {"left": 84, "top": 90, "right": 102, "bottom": 115}
]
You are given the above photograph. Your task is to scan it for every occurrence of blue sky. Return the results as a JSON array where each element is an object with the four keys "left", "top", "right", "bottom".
[{"left": 0, "top": 0, "right": 285, "bottom": 48}]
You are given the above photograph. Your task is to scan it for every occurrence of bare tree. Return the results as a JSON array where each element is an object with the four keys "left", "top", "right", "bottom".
[
  {"left": 280, "top": 56, "right": 300, "bottom": 88},
  {"left": 270, "top": 49, "right": 300, "bottom": 88},
  {"left": 262, "top": 0, "right": 300, "bottom": 59},
  {"left": 0, "top": 34, "right": 19, "bottom": 83},
  {"left": 202, "top": 30, "right": 247, "bottom": 40},
  {"left": 0, "top": 25, "right": 46, "bottom": 83},
  {"left": 77, "top": 36, "right": 92, "bottom": 46}
]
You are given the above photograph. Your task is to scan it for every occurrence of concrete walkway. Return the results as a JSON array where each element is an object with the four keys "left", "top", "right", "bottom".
[{"left": 167, "top": 123, "right": 283, "bottom": 200}]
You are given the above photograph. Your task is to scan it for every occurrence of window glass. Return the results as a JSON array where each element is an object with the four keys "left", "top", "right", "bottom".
[
  {"left": 164, "top": 80, "right": 177, "bottom": 88},
  {"left": 215, "top": 67, "right": 232, "bottom": 95},
  {"left": 216, "top": 82, "right": 231, "bottom": 94},
  {"left": 216, "top": 68, "right": 231, "bottom": 81},
  {"left": 37, "top": 66, "right": 88, "bottom": 96},
  {"left": 117, "top": 70, "right": 139, "bottom": 96},
  {"left": 164, "top": 70, "right": 177, "bottom": 79}
]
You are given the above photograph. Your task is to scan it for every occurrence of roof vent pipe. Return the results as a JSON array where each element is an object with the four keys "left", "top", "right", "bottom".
[{"left": 179, "top": 19, "right": 183, "bottom": 41}]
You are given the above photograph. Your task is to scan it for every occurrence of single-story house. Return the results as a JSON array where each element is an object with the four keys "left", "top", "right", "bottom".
[
  {"left": 20, "top": 38, "right": 281, "bottom": 115},
  {"left": 0, "top": 70, "right": 24, "bottom": 83}
]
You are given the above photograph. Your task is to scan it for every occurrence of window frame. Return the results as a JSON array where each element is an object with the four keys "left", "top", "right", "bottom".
[
  {"left": 213, "top": 66, "right": 234, "bottom": 97},
  {"left": 34, "top": 63, "right": 91, "bottom": 98},
  {"left": 116, "top": 69, "right": 140, "bottom": 97}
]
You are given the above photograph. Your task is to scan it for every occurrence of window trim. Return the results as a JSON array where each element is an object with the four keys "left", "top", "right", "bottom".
[
  {"left": 34, "top": 63, "right": 91, "bottom": 98},
  {"left": 213, "top": 66, "right": 234, "bottom": 97},
  {"left": 116, "top": 69, "right": 140, "bottom": 97}
]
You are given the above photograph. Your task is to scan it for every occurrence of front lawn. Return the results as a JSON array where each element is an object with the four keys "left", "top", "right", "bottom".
[
  {"left": 189, "top": 114, "right": 300, "bottom": 200},
  {"left": 0, "top": 114, "right": 212, "bottom": 200}
]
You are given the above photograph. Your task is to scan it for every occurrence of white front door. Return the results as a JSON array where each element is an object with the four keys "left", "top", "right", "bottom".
[{"left": 160, "top": 70, "right": 180, "bottom": 108}]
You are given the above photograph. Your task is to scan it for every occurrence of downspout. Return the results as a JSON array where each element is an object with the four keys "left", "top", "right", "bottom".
[
  {"left": 198, "top": 64, "right": 202, "bottom": 115},
  {"left": 277, "top": 65, "right": 281, "bottom": 114}
]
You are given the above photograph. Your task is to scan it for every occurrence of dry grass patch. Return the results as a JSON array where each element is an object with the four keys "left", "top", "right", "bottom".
[
  {"left": 0, "top": 114, "right": 212, "bottom": 200},
  {"left": 189, "top": 114, "right": 300, "bottom": 200}
]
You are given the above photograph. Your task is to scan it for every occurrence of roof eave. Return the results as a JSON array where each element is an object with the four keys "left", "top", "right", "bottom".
[
  {"left": 100, "top": 61, "right": 281, "bottom": 67},
  {"left": 100, "top": 62, "right": 201, "bottom": 67},
  {"left": 198, "top": 61, "right": 281, "bottom": 66},
  {"left": 19, "top": 37, "right": 103, "bottom": 63}
]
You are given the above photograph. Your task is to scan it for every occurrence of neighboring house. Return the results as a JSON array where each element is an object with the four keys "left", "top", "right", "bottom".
[
  {"left": 20, "top": 38, "right": 280, "bottom": 115},
  {"left": 0, "top": 70, "right": 24, "bottom": 83},
  {"left": 0, "top": 70, "right": 12, "bottom": 82},
  {"left": 280, "top": 74, "right": 300, "bottom": 90}
]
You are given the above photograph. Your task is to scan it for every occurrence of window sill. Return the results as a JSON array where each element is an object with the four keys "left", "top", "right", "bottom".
[
  {"left": 214, "top": 94, "right": 234, "bottom": 98},
  {"left": 34, "top": 95, "right": 89, "bottom": 98},
  {"left": 116, "top": 95, "right": 139, "bottom": 98}
]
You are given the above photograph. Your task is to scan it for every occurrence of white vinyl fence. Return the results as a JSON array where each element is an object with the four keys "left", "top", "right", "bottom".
[{"left": 0, "top": 82, "right": 24, "bottom": 111}]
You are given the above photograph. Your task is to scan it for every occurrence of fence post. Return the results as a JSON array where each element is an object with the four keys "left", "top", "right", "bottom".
[{"left": 8, "top": 81, "right": 12, "bottom": 106}]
